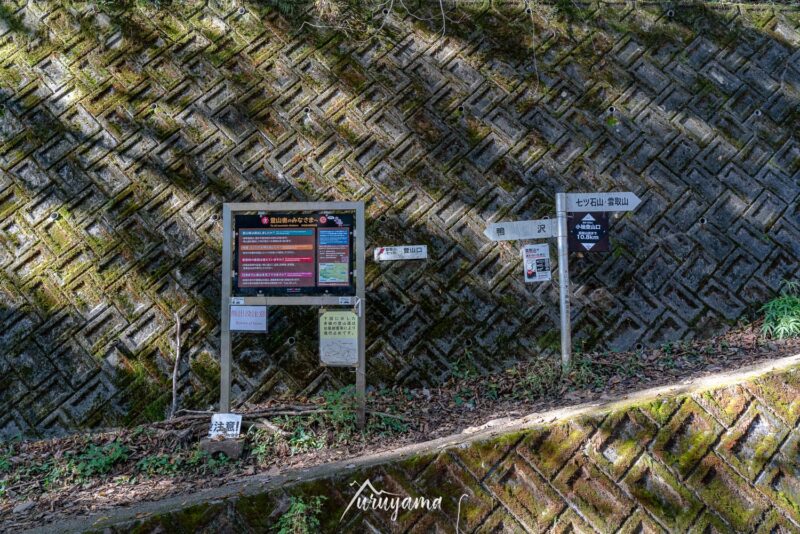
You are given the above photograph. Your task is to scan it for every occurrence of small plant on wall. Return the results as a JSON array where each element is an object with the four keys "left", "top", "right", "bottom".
[
  {"left": 274, "top": 495, "right": 327, "bottom": 534},
  {"left": 761, "top": 280, "right": 800, "bottom": 339}
]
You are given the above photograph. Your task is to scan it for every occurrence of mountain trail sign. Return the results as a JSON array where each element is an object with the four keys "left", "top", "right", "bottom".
[
  {"left": 568, "top": 212, "right": 609, "bottom": 252},
  {"left": 374, "top": 245, "right": 427, "bottom": 261},
  {"left": 566, "top": 192, "right": 641, "bottom": 212},
  {"left": 482, "top": 191, "right": 640, "bottom": 374},
  {"left": 484, "top": 219, "right": 554, "bottom": 241}
]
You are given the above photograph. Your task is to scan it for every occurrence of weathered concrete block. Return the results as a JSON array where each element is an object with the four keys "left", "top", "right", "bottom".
[{"left": 199, "top": 438, "right": 244, "bottom": 460}]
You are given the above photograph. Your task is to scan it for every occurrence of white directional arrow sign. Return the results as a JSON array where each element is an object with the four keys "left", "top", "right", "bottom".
[
  {"left": 483, "top": 218, "right": 554, "bottom": 241},
  {"left": 566, "top": 192, "right": 641, "bottom": 212},
  {"left": 580, "top": 214, "right": 597, "bottom": 250}
]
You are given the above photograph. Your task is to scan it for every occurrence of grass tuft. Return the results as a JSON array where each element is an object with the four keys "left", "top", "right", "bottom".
[
  {"left": 761, "top": 280, "right": 800, "bottom": 339},
  {"left": 275, "top": 495, "right": 326, "bottom": 534}
]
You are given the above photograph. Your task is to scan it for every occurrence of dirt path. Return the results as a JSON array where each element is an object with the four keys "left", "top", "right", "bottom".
[{"left": 2, "top": 326, "right": 798, "bottom": 531}]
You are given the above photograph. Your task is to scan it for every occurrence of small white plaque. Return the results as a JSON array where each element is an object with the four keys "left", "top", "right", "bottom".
[
  {"left": 522, "top": 244, "right": 551, "bottom": 283},
  {"left": 229, "top": 305, "right": 267, "bottom": 332},
  {"left": 230, "top": 297, "right": 245, "bottom": 305},
  {"left": 338, "top": 297, "right": 353, "bottom": 305},
  {"left": 374, "top": 245, "right": 428, "bottom": 261},
  {"left": 319, "top": 310, "right": 358, "bottom": 366},
  {"left": 208, "top": 413, "right": 242, "bottom": 439}
]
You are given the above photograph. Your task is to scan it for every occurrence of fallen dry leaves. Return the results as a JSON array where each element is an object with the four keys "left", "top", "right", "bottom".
[{"left": 1, "top": 324, "right": 797, "bottom": 530}]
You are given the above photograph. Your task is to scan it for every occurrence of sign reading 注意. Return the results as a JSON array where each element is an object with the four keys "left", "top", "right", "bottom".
[{"left": 208, "top": 413, "right": 242, "bottom": 439}]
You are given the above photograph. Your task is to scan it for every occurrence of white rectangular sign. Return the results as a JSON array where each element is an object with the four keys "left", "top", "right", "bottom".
[
  {"left": 522, "top": 244, "right": 551, "bottom": 282},
  {"left": 484, "top": 219, "right": 554, "bottom": 241},
  {"left": 208, "top": 413, "right": 242, "bottom": 439},
  {"left": 229, "top": 305, "right": 267, "bottom": 332},
  {"left": 566, "top": 192, "right": 641, "bottom": 212},
  {"left": 320, "top": 310, "right": 358, "bottom": 366},
  {"left": 374, "top": 245, "right": 428, "bottom": 261}
]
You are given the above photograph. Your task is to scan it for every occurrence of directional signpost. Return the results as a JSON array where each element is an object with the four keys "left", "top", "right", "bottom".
[
  {"left": 374, "top": 245, "right": 428, "bottom": 261},
  {"left": 484, "top": 191, "right": 641, "bottom": 372},
  {"left": 483, "top": 219, "right": 554, "bottom": 241},
  {"left": 566, "top": 191, "right": 641, "bottom": 212}
]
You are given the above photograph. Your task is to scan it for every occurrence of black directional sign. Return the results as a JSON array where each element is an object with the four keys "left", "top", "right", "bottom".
[{"left": 568, "top": 212, "right": 609, "bottom": 252}]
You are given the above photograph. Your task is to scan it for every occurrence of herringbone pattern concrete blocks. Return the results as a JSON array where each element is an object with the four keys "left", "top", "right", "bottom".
[
  {"left": 114, "top": 366, "right": 800, "bottom": 532},
  {"left": 0, "top": 2, "right": 798, "bottom": 436}
]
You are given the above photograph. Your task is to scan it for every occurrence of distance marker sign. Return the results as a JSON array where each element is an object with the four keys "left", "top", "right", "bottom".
[{"left": 568, "top": 212, "right": 609, "bottom": 252}]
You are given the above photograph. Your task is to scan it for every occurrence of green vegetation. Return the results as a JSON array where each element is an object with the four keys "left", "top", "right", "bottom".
[
  {"left": 274, "top": 495, "right": 326, "bottom": 534},
  {"left": 286, "top": 425, "right": 326, "bottom": 455},
  {"left": 135, "top": 454, "right": 182, "bottom": 477},
  {"left": 452, "top": 356, "right": 479, "bottom": 380},
  {"left": 571, "top": 354, "right": 608, "bottom": 389},
  {"left": 320, "top": 385, "right": 358, "bottom": 440},
  {"left": 6, "top": 441, "right": 130, "bottom": 488},
  {"left": 2, "top": 437, "right": 242, "bottom": 497},
  {"left": 761, "top": 281, "right": 800, "bottom": 339},
  {"left": 0, "top": 444, "right": 10, "bottom": 498},
  {"left": 511, "top": 361, "right": 561, "bottom": 399},
  {"left": 367, "top": 413, "right": 409, "bottom": 435},
  {"left": 186, "top": 446, "right": 231, "bottom": 475},
  {"left": 72, "top": 442, "right": 130, "bottom": 479}
]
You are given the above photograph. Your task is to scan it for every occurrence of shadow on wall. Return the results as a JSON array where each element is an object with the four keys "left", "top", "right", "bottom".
[{"left": 0, "top": 0, "right": 797, "bottom": 436}]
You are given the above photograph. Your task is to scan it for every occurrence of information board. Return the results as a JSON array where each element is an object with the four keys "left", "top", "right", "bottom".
[
  {"left": 233, "top": 213, "right": 355, "bottom": 296},
  {"left": 220, "top": 202, "right": 367, "bottom": 428},
  {"left": 318, "top": 226, "right": 350, "bottom": 286}
]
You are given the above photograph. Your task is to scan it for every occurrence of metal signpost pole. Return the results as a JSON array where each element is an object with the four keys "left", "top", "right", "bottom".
[
  {"left": 355, "top": 205, "right": 366, "bottom": 430},
  {"left": 483, "top": 192, "right": 639, "bottom": 375},
  {"left": 220, "top": 204, "right": 233, "bottom": 413},
  {"left": 555, "top": 193, "right": 572, "bottom": 373}
]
